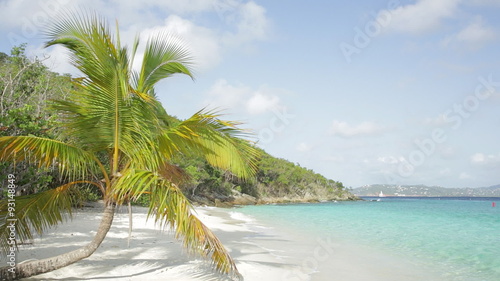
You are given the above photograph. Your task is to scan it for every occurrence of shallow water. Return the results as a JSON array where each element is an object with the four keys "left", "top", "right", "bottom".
[{"left": 238, "top": 197, "right": 500, "bottom": 281}]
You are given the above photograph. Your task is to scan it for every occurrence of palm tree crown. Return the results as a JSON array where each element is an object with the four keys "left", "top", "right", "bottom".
[{"left": 0, "top": 11, "right": 258, "bottom": 279}]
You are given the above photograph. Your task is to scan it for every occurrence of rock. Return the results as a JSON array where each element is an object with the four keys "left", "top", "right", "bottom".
[
  {"left": 214, "top": 199, "right": 233, "bottom": 208},
  {"left": 231, "top": 193, "right": 257, "bottom": 205}
]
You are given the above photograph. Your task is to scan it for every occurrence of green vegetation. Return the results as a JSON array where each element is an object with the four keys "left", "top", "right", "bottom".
[
  {"left": 176, "top": 147, "right": 353, "bottom": 204},
  {"left": 0, "top": 44, "right": 74, "bottom": 197}
]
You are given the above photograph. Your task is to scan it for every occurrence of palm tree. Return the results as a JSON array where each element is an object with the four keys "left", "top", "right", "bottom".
[{"left": 0, "top": 11, "right": 258, "bottom": 280}]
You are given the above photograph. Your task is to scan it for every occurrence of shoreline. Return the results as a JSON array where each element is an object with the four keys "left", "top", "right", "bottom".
[{"left": 17, "top": 203, "right": 449, "bottom": 281}]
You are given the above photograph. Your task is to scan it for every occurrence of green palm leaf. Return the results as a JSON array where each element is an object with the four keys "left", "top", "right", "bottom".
[
  {"left": 135, "top": 32, "right": 194, "bottom": 95},
  {"left": 0, "top": 136, "right": 102, "bottom": 180},
  {"left": 160, "top": 109, "right": 259, "bottom": 179},
  {"left": 149, "top": 185, "right": 239, "bottom": 276},
  {"left": 111, "top": 169, "right": 239, "bottom": 275},
  {"left": 0, "top": 181, "right": 87, "bottom": 254}
]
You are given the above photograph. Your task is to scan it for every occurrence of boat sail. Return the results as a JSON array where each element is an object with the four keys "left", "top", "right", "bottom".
[{"left": 379, "top": 191, "right": 385, "bottom": 197}]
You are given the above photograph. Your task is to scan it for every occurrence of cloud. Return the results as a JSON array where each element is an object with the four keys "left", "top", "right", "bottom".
[
  {"left": 325, "top": 155, "right": 345, "bottom": 163},
  {"left": 440, "top": 16, "right": 496, "bottom": 49},
  {"left": 246, "top": 92, "right": 280, "bottom": 114},
  {"left": 438, "top": 145, "right": 455, "bottom": 159},
  {"left": 0, "top": 0, "right": 221, "bottom": 31},
  {"left": 227, "top": 1, "right": 269, "bottom": 45},
  {"left": 37, "top": 45, "right": 79, "bottom": 76},
  {"left": 424, "top": 114, "right": 450, "bottom": 126},
  {"left": 138, "top": 0, "right": 216, "bottom": 14},
  {"left": 205, "top": 79, "right": 251, "bottom": 110},
  {"left": 205, "top": 79, "right": 285, "bottom": 115},
  {"left": 135, "top": 2, "right": 270, "bottom": 71},
  {"left": 330, "top": 120, "right": 385, "bottom": 137},
  {"left": 439, "top": 168, "right": 452, "bottom": 175},
  {"left": 141, "top": 15, "right": 222, "bottom": 71},
  {"left": 470, "top": 152, "right": 500, "bottom": 165},
  {"left": 0, "top": 0, "right": 61, "bottom": 30},
  {"left": 377, "top": 156, "right": 401, "bottom": 164},
  {"left": 1, "top": 0, "right": 270, "bottom": 73},
  {"left": 296, "top": 142, "right": 312, "bottom": 152},
  {"left": 379, "top": 0, "right": 460, "bottom": 34},
  {"left": 459, "top": 172, "right": 473, "bottom": 180}
]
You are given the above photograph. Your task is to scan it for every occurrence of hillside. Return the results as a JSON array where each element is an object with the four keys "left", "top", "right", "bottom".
[
  {"left": 353, "top": 184, "right": 500, "bottom": 197},
  {"left": 177, "top": 148, "right": 356, "bottom": 206}
]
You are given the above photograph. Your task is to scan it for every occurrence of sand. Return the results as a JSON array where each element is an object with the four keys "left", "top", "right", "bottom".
[
  {"left": 16, "top": 203, "right": 447, "bottom": 281},
  {"left": 17, "top": 203, "right": 301, "bottom": 281}
]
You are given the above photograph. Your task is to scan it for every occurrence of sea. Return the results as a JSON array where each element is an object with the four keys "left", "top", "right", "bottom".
[{"left": 236, "top": 197, "right": 500, "bottom": 281}]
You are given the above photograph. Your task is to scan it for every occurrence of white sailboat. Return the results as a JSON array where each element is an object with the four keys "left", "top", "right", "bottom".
[{"left": 379, "top": 191, "right": 385, "bottom": 197}]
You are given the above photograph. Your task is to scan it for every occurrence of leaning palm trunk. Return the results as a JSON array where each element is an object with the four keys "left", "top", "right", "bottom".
[{"left": 0, "top": 204, "right": 115, "bottom": 280}]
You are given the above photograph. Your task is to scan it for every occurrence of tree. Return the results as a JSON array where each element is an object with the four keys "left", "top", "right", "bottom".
[
  {"left": 0, "top": 12, "right": 258, "bottom": 280},
  {"left": 0, "top": 45, "right": 74, "bottom": 196}
]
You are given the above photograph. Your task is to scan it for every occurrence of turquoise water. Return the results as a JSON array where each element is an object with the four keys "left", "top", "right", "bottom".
[{"left": 237, "top": 198, "right": 500, "bottom": 281}]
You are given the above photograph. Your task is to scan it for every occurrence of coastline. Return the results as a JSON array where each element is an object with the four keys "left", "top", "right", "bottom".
[{"left": 17, "top": 203, "right": 447, "bottom": 281}]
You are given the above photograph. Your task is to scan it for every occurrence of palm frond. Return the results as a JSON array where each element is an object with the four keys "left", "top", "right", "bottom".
[
  {"left": 111, "top": 168, "right": 159, "bottom": 203},
  {"left": 159, "top": 109, "right": 260, "bottom": 179},
  {"left": 111, "top": 165, "right": 188, "bottom": 204},
  {"left": 45, "top": 11, "right": 125, "bottom": 99},
  {"left": 148, "top": 178, "right": 239, "bottom": 276},
  {"left": 0, "top": 136, "right": 102, "bottom": 180},
  {"left": 111, "top": 170, "right": 239, "bottom": 276},
  {"left": 0, "top": 181, "right": 86, "bottom": 257},
  {"left": 135, "top": 32, "right": 194, "bottom": 94},
  {"left": 45, "top": 11, "right": 134, "bottom": 175}
]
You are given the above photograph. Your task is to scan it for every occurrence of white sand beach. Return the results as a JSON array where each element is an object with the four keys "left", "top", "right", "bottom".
[
  {"left": 17, "top": 203, "right": 446, "bottom": 281},
  {"left": 18, "top": 203, "right": 301, "bottom": 281}
]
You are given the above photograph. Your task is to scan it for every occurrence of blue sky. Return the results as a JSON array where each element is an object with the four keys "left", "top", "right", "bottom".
[{"left": 1, "top": 0, "right": 500, "bottom": 188}]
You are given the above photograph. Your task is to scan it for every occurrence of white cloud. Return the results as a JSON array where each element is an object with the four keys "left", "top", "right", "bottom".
[
  {"left": 330, "top": 120, "right": 385, "bottom": 137},
  {"left": 440, "top": 16, "right": 496, "bottom": 49},
  {"left": 0, "top": 0, "right": 62, "bottom": 30},
  {"left": 246, "top": 92, "right": 280, "bottom": 114},
  {"left": 471, "top": 153, "right": 486, "bottom": 163},
  {"left": 471, "top": 152, "right": 500, "bottom": 165},
  {"left": 2, "top": 0, "right": 270, "bottom": 74},
  {"left": 456, "top": 18, "right": 496, "bottom": 42},
  {"left": 37, "top": 45, "right": 79, "bottom": 76},
  {"left": 142, "top": 15, "right": 222, "bottom": 71},
  {"left": 138, "top": 0, "right": 215, "bottom": 14},
  {"left": 205, "top": 79, "right": 251, "bottom": 110},
  {"left": 205, "top": 79, "right": 285, "bottom": 115},
  {"left": 438, "top": 146, "right": 455, "bottom": 159},
  {"left": 296, "top": 142, "right": 312, "bottom": 152},
  {"left": 0, "top": 0, "right": 219, "bottom": 30},
  {"left": 459, "top": 172, "right": 473, "bottom": 180},
  {"left": 379, "top": 0, "right": 460, "bottom": 34},
  {"left": 424, "top": 114, "right": 449, "bottom": 126},
  {"left": 225, "top": 1, "right": 269, "bottom": 45},
  {"left": 377, "top": 156, "right": 400, "bottom": 164},
  {"left": 439, "top": 168, "right": 451, "bottom": 175}
]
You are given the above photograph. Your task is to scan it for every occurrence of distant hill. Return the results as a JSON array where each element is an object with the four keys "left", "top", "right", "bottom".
[{"left": 352, "top": 184, "right": 500, "bottom": 197}]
